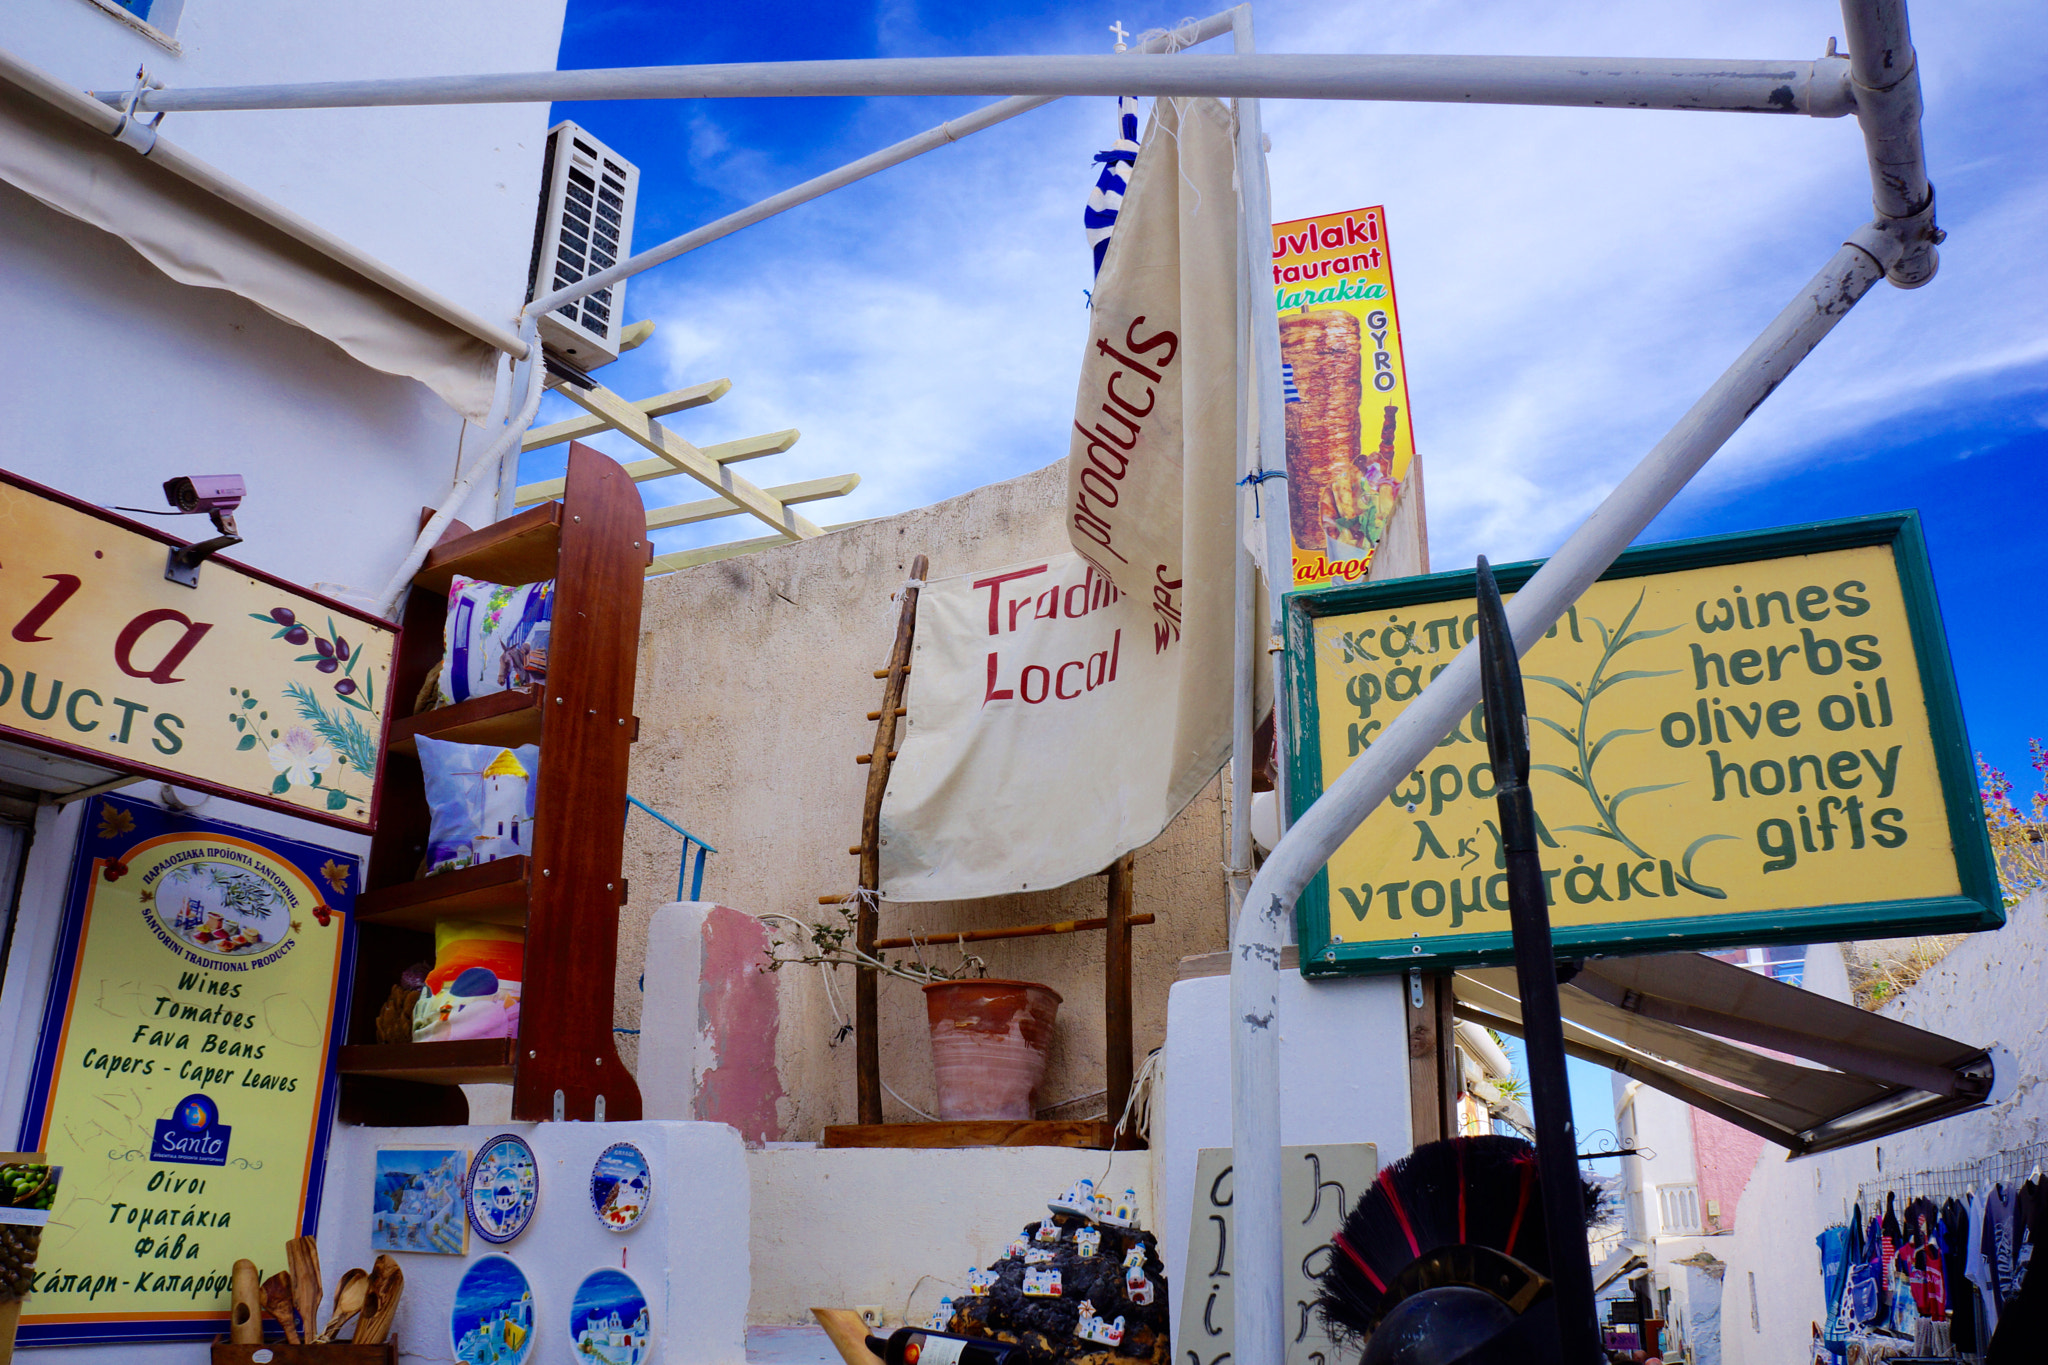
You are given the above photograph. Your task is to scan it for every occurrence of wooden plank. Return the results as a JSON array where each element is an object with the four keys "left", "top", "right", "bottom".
[
  {"left": 512, "top": 441, "right": 644, "bottom": 1123},
  {"left": 1106, "top": 853, "right": 1135, "bottom": 1131},
  {"left": 385, "top": 686, "right": 545, "bottom": 756},
  {"left": 872, "top": 912, "right": 1154, "bottom": 950},
  {"left": 644, "top": 474, "right": 859, "bottom": 531},
  {"left": 415, "top": 501, "right": 563, "bottom": 592},
  {"left": 520, "top": 378, "right": 731, "bottom": 452},
  {"left": 355, "top": 856, "right": 529, "bottom": 931},
  {"left": 554, "top": 381, "right": 824, "bottom": 540},
  {"left": 646, "top": 521, "right": 861, "bottom": 576},
  {"left": 337, "top": 1038, "right": 516, "bottom": 1085},
  {"left": 1407, "top": 971, "right": 1447, "bottom": 1145},
  {"left": 518, "top": 428, "right": 802, "bottom": 506},
  {"left": 855, "top": 554, "right": 927, "bottom": 1127},
  {"left": 819, "top": 1121, "right": 1133, "bottom": 1150}
]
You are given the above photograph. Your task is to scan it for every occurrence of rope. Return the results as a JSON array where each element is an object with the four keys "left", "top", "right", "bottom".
[{"left": 1238, "top": 467, "right": 1288, "bottom": 519}]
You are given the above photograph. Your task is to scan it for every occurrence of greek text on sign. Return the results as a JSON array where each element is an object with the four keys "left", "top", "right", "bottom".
[
  {"left": 0, "top": 470, "right": 392, "bottom": 830},
  {"left": 1286, "top": 515, "right": 2001, "bottom": 973}
]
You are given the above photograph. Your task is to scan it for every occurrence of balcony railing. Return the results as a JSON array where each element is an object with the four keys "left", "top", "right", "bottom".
[{"left": 1657, "top": 1181, "right": 1703, "bottom": 1236}]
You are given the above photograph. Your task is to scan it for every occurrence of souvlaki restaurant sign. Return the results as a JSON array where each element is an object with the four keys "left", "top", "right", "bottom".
[
  {"left": 0, "top": 471, "right": 393, "bottom": 830},
  {"left": 1286, "top": 514, "right": 2003, "bottom": 975}
]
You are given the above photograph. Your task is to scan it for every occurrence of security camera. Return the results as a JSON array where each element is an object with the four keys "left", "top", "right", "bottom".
[
  {"left": 160, "top": 475, "right": 245, "bottom": 588},
  {"left": 163, "top": 474, "right": 245, "bottom": 516}
]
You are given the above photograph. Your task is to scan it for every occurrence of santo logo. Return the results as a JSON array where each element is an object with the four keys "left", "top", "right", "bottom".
[{"left": 150, "top": 1091, "right": 233, "bottom": 1166}]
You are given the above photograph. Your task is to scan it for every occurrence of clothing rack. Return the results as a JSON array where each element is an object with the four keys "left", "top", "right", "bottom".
[{"left": 1855, "top": 1139, "right": 2048, "bottom": 1210}]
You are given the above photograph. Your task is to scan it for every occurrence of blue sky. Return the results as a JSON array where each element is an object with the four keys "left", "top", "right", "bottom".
[{"left": 520, "top": 0, "right": 2048, "bottom": 784}]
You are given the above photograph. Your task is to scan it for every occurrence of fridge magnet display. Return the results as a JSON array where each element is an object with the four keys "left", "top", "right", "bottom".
[
  {"left": 450, "top": 1254, "right": 535, "bottom": 1365},
  {"left": 589, "top": 1141, "right": 652, "bottom": 1232},
  {"left": 467, "top": 1134, "right": 539, "bottom": 1245},
  {"left": 1021, "top": 1268, "right": 1062, "bottom": 1297},
  {"left": 568, "top": 1267, "right": 652, "bottom": 1365},
  {"left": 372, "top": 1147, "right": 469, "bottom": 1254}
]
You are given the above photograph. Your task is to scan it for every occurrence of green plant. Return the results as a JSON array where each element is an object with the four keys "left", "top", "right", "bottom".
[
  {"left": 758, "top": 899, "right": 987, "bottom": 985},
  {"left": 1526, "top": 588, "right": 1735, "bottom": 898}
]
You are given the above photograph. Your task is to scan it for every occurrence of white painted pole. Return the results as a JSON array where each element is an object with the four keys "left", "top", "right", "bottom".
[
  {"left": 525, "top": 10, "right": 1241, "bottom": 327},
  {"left": 1227, "top": 14, "right": 1287, "bottom": 1365},
  {"left": 106, "top": 53, "right": 1857, "bottom": 118}
]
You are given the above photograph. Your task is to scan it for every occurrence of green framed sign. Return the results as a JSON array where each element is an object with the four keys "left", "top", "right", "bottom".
[{"left": 1286, "top": 512, "right": 2002, "bottom": 977}]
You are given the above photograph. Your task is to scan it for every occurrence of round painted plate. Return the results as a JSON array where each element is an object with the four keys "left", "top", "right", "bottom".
[
  {"left": 569, "top": 1267, "right": 653, "bottom": 1365},
  {"left": 590, "top": 1141, "right": 652, "bottom": 1232},
  {"left": 450, "top": 1255, "right": 535, "bottom": 1365},
  {"left": 466, "top": 1133, "right": 539, "bottom": 1245}
]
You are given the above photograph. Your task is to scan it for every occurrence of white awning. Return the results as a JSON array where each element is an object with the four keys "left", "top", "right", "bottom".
[{"left": 0, "top": 46, "right": 526, "bottom": 421}]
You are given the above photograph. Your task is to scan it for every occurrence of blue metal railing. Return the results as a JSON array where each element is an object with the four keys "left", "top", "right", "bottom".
[{"left": 626, "top": 794, "right": 716, "bottom": 901}]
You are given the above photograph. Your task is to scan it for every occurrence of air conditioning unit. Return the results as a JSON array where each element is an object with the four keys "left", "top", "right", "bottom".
[{"left": 526, "top": 120, "right": 640, "bottom": 370}]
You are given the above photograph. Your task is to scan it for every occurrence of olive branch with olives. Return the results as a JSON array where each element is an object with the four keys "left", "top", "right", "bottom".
[{"left": 1524, "top": 588, "right": 1736, "bottom": 899}]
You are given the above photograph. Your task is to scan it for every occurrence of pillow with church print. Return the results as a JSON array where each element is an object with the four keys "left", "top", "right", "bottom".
[
  {"left": 413, "top": 917, "right": 524, "bottom": 1042},
  {"left": 417, "top": 736, "right": 540, "bottom": 877}
]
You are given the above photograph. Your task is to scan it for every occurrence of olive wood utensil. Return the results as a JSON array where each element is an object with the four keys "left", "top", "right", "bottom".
[
  {"left": 229, "top": 1259, "right": 263, "bottom": 1344},
  {"left": 260, "top": 1270, "right": 301, "bottom": 1343},
  {"left": 286, "top": 1235, "right": 321, "bottom": 1340},
  {"left": 316, "top": 1265, "right": 369, "bottom": 1343},
  {"left": 354, "top": 1254, "right": 403, "bottom": 1344}
]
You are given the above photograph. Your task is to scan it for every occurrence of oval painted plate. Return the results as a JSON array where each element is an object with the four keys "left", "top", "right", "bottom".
[
  {"left": 466, "top": 1133, "right": 539, "bottom": 1245},
  {"left": 568, "top": 1267, "right": 653, "bottom": 1365},
  {"left": 450, "top": 1254, "right": 535, "bottom": 1365},
  {"left": 590, "top": 1141, "right": 652, "bottom": 1232}
]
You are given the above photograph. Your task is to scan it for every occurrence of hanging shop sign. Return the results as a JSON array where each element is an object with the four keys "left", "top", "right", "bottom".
[
  {"left": 14, "top": 795, "right": 356, "bottom": 1345},
  {"left": 1269, "top": 205, "right": 1418, "bottom": 589},
  {"left": 1286, "top": 514, "right": 2001, "bottom": 975},
  {"left": 0, "top": 470, "right": 393, "bottom": 831}
]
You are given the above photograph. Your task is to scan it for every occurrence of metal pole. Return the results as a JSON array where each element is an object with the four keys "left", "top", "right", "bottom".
[
  {"left": 1226, "top": 17, "right": 1286, "bottom": 1365},
  {"left": 1475, "top": 557, "right": 1599, "bottom": 1362},
  {"left": 525, "top": 9, "right": 1243, "bottom": 321},
  {"left": 1225, "top": 215, "right": 1902, "bottom": 1365},
  {"left": 104, "top": 54, "right": 1858, "bottom": 118}
]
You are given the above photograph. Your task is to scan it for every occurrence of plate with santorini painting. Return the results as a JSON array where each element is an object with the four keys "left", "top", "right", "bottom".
[
  {"left": 569, "top": 1267, "right": 652, "bottom": 1365},
  {"left": 450, "top": 1254, "right": 534, "bottom": 1365},
  {"left": 466, "top": 1133, "right": 539, "bottom": 1245},
  {"left": 590, "top": 1142, "right": 651, "bottom": 1232}
]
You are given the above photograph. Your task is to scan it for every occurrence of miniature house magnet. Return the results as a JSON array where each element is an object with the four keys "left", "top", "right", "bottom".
[
  {"left": 1022, "top": 1268, "right": 1062, "bottom": 1297},
  {"left": 1099, "top": 1188, "right": 1140, "bottom": 1229},
  {"left": 925, "top": 1297, "right": 954, "bottom": 1330},
  {"left": 1125, "top": 1266, "right": 1155, "bottom": 1305},
  {"left": 966, "top": 1268, "right": 996, "bottom": 1295},
  {"left": 1074, "top": 1228, "right": 1101, "bottom": 1258},
  {"left": 1122, "top": 1246, "right": 1146, "bottom": 1270},
  {"left": 1006, "top": 1237, "right": 1029, "bottom": 1259},
  {"left": 1077, "top": 1306, "right": 1126, "bottom": 1347},
  {"left": 1025, "top": 1247, "right": 1055, "bottom": 1265},
  {"left": 1034, "top": 1219, "right": 1062, "bottom": 1243},
  {"left": 1049, "top": 1177, "right": 1096, "bottom": 1217}
]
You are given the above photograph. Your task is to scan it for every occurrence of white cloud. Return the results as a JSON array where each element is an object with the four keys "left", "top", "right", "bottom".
[{"left": 544, "top": 0, "right": 2048, "bottom": 569}]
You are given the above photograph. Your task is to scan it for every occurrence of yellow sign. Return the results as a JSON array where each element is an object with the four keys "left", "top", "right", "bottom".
[
  {"left": 17, "top": 796, "right": 352, "bottom": 1343},
  {"left": 1269, "top": 206, "right": 1418, "bottom": 590},
  {"left": 0, "top": 471, "right": 392, "bottom": 830},
  {"left": 1287, "top": 516, "right": 2001, "bottom": 972}
]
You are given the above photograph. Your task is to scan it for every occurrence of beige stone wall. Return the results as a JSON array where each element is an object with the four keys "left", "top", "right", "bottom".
[{"left": 614, "top": 459, "right": 1231, "bottom": 1138}]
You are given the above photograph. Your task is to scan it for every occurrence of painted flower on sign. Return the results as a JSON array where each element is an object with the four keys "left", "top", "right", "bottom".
[
  {"left": 96, "top": 803, "right": 134, "bottom": 841},
  {"left": 269, "top": 728, "right": 335, "bottom": 787}
]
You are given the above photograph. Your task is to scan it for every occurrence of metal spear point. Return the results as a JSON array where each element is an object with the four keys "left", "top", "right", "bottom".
[{"left": 1474, "top": 556, "right": 1600, "bottom": 1362}]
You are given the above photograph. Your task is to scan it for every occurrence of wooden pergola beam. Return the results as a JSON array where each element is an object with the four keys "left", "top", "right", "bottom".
[
  {"left": 520, "top": 378, "right": 731, "bottom": 452},
  {"left": 514, "top": 428, "right": 799, "bottom": 506},
  {"left": 645, "top": 474, "right": 859, "bottom": 531}
]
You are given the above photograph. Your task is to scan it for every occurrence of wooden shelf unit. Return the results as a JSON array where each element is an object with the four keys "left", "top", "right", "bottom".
[{"left": 340, "top": 442, "right": 650, "bottom": 1126}]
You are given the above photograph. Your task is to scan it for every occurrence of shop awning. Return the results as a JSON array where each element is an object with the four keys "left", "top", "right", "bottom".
[
  {"left": 1452, "top": 951, "right": 1995, "bottom": 1156},
  {"left": 0, "top": 46, "right": 523, "bottom": 421},
  {"left": 1593, "top": 1242, "right": 1648, "bottom": 1294}
]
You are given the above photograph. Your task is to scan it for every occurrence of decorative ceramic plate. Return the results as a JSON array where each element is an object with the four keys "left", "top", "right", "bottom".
[
  {"left": 450, "top": 1254, "right": 535, "bottom": 1365},
  {"left": 568, "top": 1267, "right": 653, "bottom": 1365},
  {"left": 590, "top": 1141, "right": 652, "bottom": 1232},
  {"left": 466, "top": 1133, "right": 539, "bottom": 1245}
]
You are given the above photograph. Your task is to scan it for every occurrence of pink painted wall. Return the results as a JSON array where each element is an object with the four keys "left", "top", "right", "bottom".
[
  {"left": 1690, "top": 1107, "right": 1765, "bottom": 1233},
  {"left": 693, "top": 904, "right": 786, "bottom": 1145}
]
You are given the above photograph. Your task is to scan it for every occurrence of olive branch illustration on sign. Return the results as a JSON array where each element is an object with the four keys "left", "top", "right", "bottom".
[{"left": 1524, "top": 588, "right": 1737, "bottom": 899}]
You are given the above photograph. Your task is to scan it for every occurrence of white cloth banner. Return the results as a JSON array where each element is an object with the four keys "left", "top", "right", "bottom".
[{"left": 879, "top": 97, "right": 1241, "bottom": 902}]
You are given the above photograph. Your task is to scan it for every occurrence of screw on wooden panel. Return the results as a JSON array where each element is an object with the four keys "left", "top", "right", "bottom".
[
  {"left": 543, "top": 868, "right": 551, "bottom": 876},
  {"left": 530, "top": 1050, "right": 537, "bottom": 1058},
  {"left": 573, "top": 515, "right": 582, "bottom": 523},
  {"left": 556, "top": 697, "right": 564, "bottom": 704},
  {"left": 596, "top": 1095, "right": 606, "bottom": 1122},
  {"left": 553, "top": 1089, "right": 566, "bottom": 1121},
  {"left": 606, "top": 883, "right": 614, "bottom": 890}
]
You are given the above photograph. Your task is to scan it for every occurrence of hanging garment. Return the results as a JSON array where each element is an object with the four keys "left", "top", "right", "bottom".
[
  {"left": 1944, "top": 1197, "right": 1978, "bottom": 1354},
  {"left": 1847, "top": 1203, "right": 1881, "bottom": 1330},
  {"left": 1969, "top": 1187, "right": 2001, "bottom": 1341},
  {"left": 1819, "top": 1224, "right": 1851, "bottom": 1347},
  {"left": 1987, "top": 1184, "right": 2048, "bottom": 1364},
  {"left": 1906, "top": 1195, "right": 1946, "bottom": 1318},
  {"left": 1988, "top": 1183, "right": 2021, "bottom": 1307},
  {"left": 1875, "top": 1191, "right": 1903, "bottom": 1327},
  {"left": 2017, "top": 1179, "right": 2041, "bottom": 1287}
]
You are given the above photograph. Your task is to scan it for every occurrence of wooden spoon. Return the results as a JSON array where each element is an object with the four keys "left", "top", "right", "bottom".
[
  {"left": 354, "top": 1255, "right": 404, "bottom": 1344},
  {"left": 317, "top": 1266, "right": 369, "bottom": 1343},
  {"left": 261, "top": 1270, "right": 301, "bottom": 1344},
  {"left": 286, "top": 1236, "right": 322, "bottom": 1344}
]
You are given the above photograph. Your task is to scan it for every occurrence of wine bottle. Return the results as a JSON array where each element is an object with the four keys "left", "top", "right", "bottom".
[{"left": 866, "top": 1327, "right": 1022, "bottom": 1365}]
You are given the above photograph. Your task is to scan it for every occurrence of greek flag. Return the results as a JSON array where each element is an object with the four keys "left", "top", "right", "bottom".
[
  {"left": 1084, "top": 96, "right": 1142, "bottom": 279},
  {"left": 1281, "top": 362, "right": 1302, "bottom": 403}
]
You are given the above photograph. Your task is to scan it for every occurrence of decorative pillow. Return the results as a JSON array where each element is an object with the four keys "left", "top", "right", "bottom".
[
  {"left": 417, "top": 737, "right": 538, "bottom": 877},
  {"left": 412, "top": 919, "right": 523, "bottom": 1042},
  {"left": 439, "top": 577, "right": 553, "bottom": 707}
]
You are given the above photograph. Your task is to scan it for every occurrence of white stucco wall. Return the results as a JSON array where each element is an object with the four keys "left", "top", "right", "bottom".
[
  {"left": 1717, "top": 893, "right": 2048, "bottom": 1365},
  {"left": 1158, "top": 971, "right": 1413, "bottom": 1321},
  {"left": 746, "top": 1146, "right": 1153, "bottom": 1328}
]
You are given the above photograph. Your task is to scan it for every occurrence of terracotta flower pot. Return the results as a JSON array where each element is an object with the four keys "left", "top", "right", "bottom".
[{"left": 922, "top": 978, "right": 1063, "bottom": 1121}]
